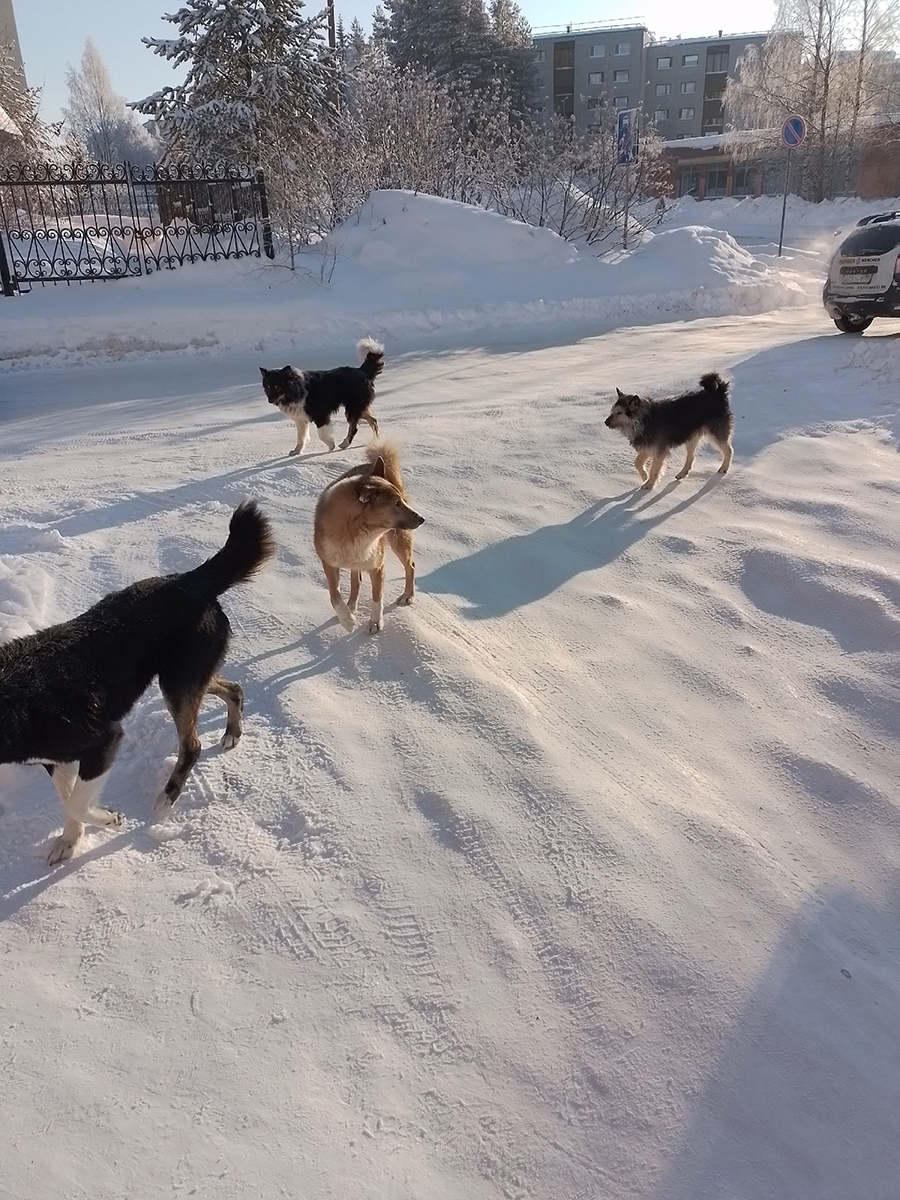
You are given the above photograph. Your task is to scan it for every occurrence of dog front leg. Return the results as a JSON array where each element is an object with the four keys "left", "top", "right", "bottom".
[
  {"left": 338, "top": 418, "right": 359, "bottom": 451},
  {"left": 322, "top": 562, "right": 355, "bottom": 632},
  {"left": 347, "top": 570, "right": 361, "bottom": 616},
  {"left": 367, "top": 567, "right": 385, "bottom": 634},
  {"left": 48, "top": 734, "right": 125, "bottom": 866},
  {"left": 634, "top": 451, "right": 651, "bottom": 482},
  {"left": 290, "top": 416, "right": 310, "bottom": 457},
  {"left": 642, "top": 452, "right": 668, "bottom": 490}
]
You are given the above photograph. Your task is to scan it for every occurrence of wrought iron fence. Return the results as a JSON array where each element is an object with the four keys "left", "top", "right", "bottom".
[{"left": 0, "top": 161, "right": 274, "bottom": 294}]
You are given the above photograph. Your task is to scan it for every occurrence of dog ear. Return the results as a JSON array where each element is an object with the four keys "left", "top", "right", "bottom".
[
  {"left": 615, "top": 387, "right": 625, "bottom": 399},
  {"left": 283, "top": 365, "right": 292, "bottom": 373},
  {"left": 369, "top": 455, "right": 386, "bottom": 478},
  {"left": 358, "top": 484, "right": 374, "bottom": 504},
  {"left": 259, "top": 367, "right": 267, "bottom": 377}
]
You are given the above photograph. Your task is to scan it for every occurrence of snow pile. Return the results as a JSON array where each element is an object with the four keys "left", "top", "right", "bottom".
[
  {"left": 0, "top": 190, "right": 818, "bottom": 370},
  {"left": 0, "top": 556, "right": 53, "bottom": 643},
  {"left": 845, "top": 332, "right": 900, "bottom": 378},
  {"left": 664, "top": 192, "right": 900, "bottom": 251}
]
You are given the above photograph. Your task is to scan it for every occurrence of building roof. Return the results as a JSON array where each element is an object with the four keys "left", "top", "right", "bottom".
[{"left": 0, "top": 103, "right": 22, "bottom": 137}]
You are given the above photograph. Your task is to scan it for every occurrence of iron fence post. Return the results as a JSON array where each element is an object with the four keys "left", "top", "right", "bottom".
[
  {"left": 256, "top": 168, "right": 275, "bottom": 259},
  {"left": 0, "top": 232, "right": 15, "bottom": 296}
]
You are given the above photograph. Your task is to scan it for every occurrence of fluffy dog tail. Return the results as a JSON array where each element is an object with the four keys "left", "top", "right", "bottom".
[
  {"left": 366, "top": 441, "right": 405, "bottom": 496},
  {"left": 699, "top": 372, "right": 730, "bottom": 399},
  {"left": 186, "top": 502, "right": 275, "bottom": 601},
  {"left": 357, "top": 337, "right": 385, "bottom": 381}
]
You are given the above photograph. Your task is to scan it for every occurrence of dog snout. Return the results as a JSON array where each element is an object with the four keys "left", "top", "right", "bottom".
[
  {"left": 404, "top": 510, "right": 425, "bottom": 529},
  {"left": 604, "top": 415, "right": 614, "bottom": 427}
]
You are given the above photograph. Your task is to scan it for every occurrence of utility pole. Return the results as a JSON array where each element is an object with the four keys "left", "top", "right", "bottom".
[{"left": 327, "top": 0, "right": 336, "bottom": 51}]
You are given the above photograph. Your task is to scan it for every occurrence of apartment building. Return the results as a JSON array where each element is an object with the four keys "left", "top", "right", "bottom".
[
  {"left": 532, "top": 23, "right": 765, "bottom": 140},
  {"left": 646, "top": 33, "right": 764, "bottom": 140},
  {"left": 0, "top": 0, "right": 25, "bottom": 83}
]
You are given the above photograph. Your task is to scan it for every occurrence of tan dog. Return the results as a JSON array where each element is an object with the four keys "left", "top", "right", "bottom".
[{"left": 314, "top": 443, "right": 424, "bottom": 634}]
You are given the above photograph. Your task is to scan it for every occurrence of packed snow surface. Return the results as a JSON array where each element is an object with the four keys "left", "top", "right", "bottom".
[{"left": 1, "top": 292, "right": 899, "bottom": 1198}]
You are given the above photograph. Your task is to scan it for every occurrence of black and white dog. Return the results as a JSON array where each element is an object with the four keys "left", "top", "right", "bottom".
[
  {"left": 605, "top": 372, "right": 734, "bottom": 490},
  {"left": 0, "top": 503, "right": 274, "bottom": 865},
  {"left": 260, "top": 337, "right": 384, "bottom": 456}
]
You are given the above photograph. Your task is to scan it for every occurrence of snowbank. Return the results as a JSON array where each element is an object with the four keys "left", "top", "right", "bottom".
[{"left": 0, "top": 190, "right": 818, "bottom": 370}]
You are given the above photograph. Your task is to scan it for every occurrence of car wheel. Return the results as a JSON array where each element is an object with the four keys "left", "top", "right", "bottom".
[{"left": 833, "top": 313, "right": 873, "bottom": 333}]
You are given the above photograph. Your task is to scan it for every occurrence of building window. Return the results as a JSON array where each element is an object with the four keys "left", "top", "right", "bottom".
[
  {"left": 679, "top": 107, "right": 695, "bottom": 119},
  {"left": 587, "top": 97, "right": 604, "bottom": 109},
  {"left": 613, "top": 70, "right": 629, "bottom": 83},
  {"left": 654, "top": 109, "right": 669, "bottom": 122},
  {"left": 535, "top": 48, "right": 546, "bottom": 63},
  {"left": 655, "top": 83, "right": 671, "bottom": 95},
  {"left": 680, "top": 80, "right": 697, "bottom": 93},
  {"left": 588, "top": 71, "right": 604, "bottom": 84},
  {"left": 553, "top": 40, "right": 575, "bottom": 119},
  {"left": 706, "top": 50, "right": 729, "bottom": 72},
  {"left": 680, "top": 166, "right": 701, "bottom": 196},
  {"left": 614, "top": 95, "right": 629, "bottom": 108},
  {"left": 657, "top": 55, "right": 672, "bottom": 69},
  {"left": 733, "top": 166, "right": 755, "bottom": 196},
  {"left": 615, "top": 42, "right": 630, "bottom": 55},
  {"left": 682, "top": 53, "right": 699, "bottom": 66},
  {"left": 590, "top": 44, "right": 605, "bottom": 58},
  {"left": 706, "top": 168, "right": 728, "bottom": 197}
]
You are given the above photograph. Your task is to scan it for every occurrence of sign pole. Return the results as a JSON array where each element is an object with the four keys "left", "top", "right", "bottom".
[
  {"left": 778, "top": 146, "right": 791, "bottom": 258},
  {"left": 623, "top": 159, "right": 631, "bottom": 251},
  {"left": 777, "top": 115, "right": 807, "bottom": 257}
]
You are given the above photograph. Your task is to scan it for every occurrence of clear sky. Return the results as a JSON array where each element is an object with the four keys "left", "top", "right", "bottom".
[{"left": 16, "top": 0, "right": 778, "bottom": 121}]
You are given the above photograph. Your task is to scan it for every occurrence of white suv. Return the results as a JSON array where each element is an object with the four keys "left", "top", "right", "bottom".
[{"left": 823, "top": 211, "right": 900, "bottom": 333}]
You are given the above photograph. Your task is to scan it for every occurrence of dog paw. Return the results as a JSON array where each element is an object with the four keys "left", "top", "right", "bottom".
[
  {"left": 368, "top": 619, "right": 384, "bottom": 634},
  {"left": 221, "top": 732, "right": 241, "bottom": 751},
  {"left": 103, "top": 809, "right": 125, "bottom": 829},
  {"left": 289, "top": 449, "right": 301, "bottom": 458},
  {"left": 396, "top": 593, "right": 414, "bottom": 606},
  {"left": 717, "top": 465, "right": 730, "bottom": 474},
  {"left": 338, "top": 616, "right": 356, "bottom": 633},
  {"left": 47, "top": 836, "right": 77, "bottom": 866},
  {"left": 153, "top": 791, "right": 175, "bottom": 815},
  {"left": 641, "top": 481, "right": 654, "bottom": 490},
  {"left": 675, "top": 470, "right": 690, "bottom": 480}
]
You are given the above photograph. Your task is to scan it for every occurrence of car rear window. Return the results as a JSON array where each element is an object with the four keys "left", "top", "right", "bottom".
[{"left": 840, "top": 225, "right": 900, "bottom": 256}]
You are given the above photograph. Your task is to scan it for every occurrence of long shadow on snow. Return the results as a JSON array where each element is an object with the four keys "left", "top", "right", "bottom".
[
  {"left": 655, "top": 882, "right": 900, "bottom": 1200},
  {"left": 419, "top": 477, "right": 720, "bottom": 619}
]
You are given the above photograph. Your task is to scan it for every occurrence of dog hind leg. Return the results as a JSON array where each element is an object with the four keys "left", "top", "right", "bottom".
[
  {"left": 388, "top": 529, "right": 416, "bottom": 605},
  {"left": 367, "top": 566, "right": 385, "bottom": 634},
  {"left": 362, "top": 410, "right": 379, "bottom": 438},
  {"left": 154, "top": 688, "right": 204, "bottom": 812},
  {"left": 338, "top": 417, "right": 359, "bottom": 451},
  {"left": 675, "top": 433, "right": 702, "bottom": 480},
  {"left": 206, "top": 674, "right": 244, "bottom": 750},
  {"left": 714, "top": 435, "right": 734, "bottom": 474}
]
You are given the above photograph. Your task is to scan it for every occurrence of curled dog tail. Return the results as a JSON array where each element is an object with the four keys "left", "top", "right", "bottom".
[
  {"left": 357, "top": 337, "right": 385, "bottom": 381},
  {"left": 365, "top": 441, "right": 405, "bottom": 495},
  {"left": 699, "top": 372, "right": 730, "bottom": 399},
  {"left": 186, "top": 502, "right": 275, "bottom": 601}
]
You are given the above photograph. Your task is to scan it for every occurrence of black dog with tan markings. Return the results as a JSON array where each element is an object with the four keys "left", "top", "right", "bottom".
[
  {"left": 605, "top": 372, "right": 734, "bottom": 490},
  {"left": 0, "top": 503, "right": 274, "bottom": 865}
]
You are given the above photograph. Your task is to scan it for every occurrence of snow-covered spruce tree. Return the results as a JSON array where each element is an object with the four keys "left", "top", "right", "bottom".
[
  {"left": 383, "top": 0, "right": 495, "bottom": 95},
  {"left": 64, "top": 40, "right": 158, "bottom": 166},
  {"left": 134, "top": 0, "right": 334, "bottom": 165},
  {"left": 487, "top": 0, "right": 537, "bottom": 124}
]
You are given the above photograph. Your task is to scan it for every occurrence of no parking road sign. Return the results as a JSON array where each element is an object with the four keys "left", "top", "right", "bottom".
[{"left": 781, "top": 115, "right": 807, "bottom": 148}]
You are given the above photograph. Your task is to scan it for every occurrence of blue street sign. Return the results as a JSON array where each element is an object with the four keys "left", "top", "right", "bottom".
[
  {"left": 617, "top": 108, "right": 639, "bottom": 165},
  {"left": 781, "top": 115, "right": 807, "bottom": 148}
]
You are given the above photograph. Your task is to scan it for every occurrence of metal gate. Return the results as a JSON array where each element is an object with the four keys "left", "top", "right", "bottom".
[{"left": 0, "top": 161, "right": 274, "bottom": 294}]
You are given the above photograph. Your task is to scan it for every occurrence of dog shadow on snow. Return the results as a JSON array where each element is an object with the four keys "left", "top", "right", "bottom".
[{"left": 419, "top": 476, "right": 720, "bottom": 620}]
